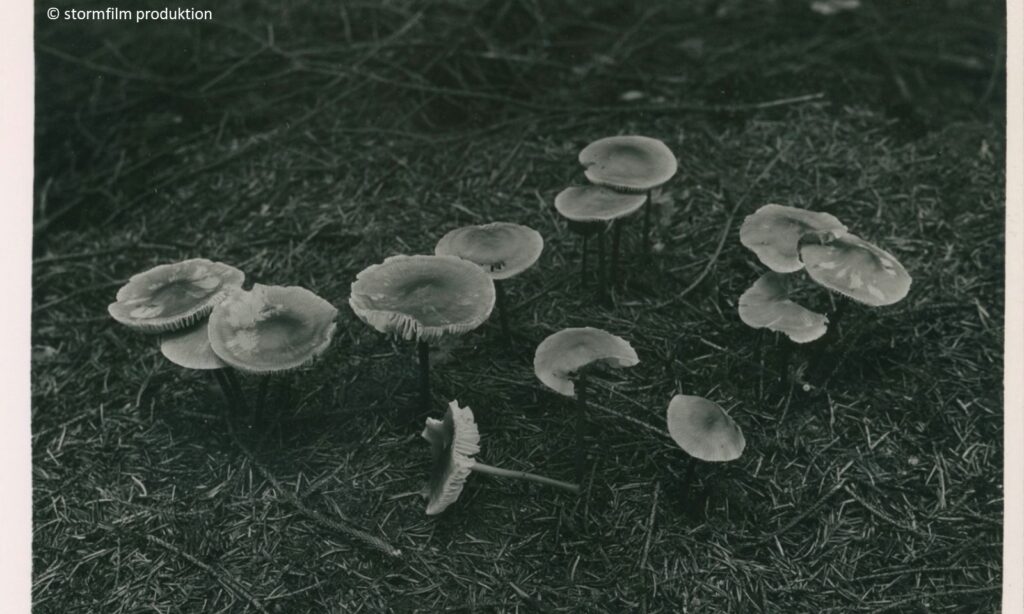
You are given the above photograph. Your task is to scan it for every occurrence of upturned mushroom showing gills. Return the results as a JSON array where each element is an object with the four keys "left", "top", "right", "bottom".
[
  {"left": 666, "top": 395, "right": 746, "bottom": 500},
  {"left": 799, "top": 233, "right": 912, "bottom": 307},
  {"left": 421, "top": 401, "right": 579, "bottom": 515},
  {"left": 534, "top": 327, "right": 639, "bottom": 481},
  {"left": 108, "top": 258, "right": 245, "bottom": 334},
  {"left": 349, "top": 255, "right": 496, "bottom": 419},
  {"left": 554, "top": 186, "right": 646, "bottom": 297},
  {"left": 160, "top": 321, "right": 226, "bottom": 370},
  {"left": 578, "top": 135, "right": 678, "bottom": 261},
  {"left": 738, "top": 272, "right": 828, "bottom": 344},
  {"left": 435, "top": 222, "right": 543, "bottom": 346},
  {"left": 739, "top": 204, "right": 848, "bottom": 274}
]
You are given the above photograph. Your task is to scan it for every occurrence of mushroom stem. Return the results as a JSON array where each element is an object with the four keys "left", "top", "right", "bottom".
[
  {"left": 681, "top": 456, "right": 696, "bottom": 493},
  {"left": 597, "top": 229, "right": 608, "bottom": 302},
  {"left": 417, "top": 339, "right": 431, "bottom": 417},
  {"left": 580, "top": 235, "right": 589, "bottom": 285},
  {"left": 574, "top": 375, "right": 589, "bottom": 484},
  {"left": 211, "top": 370, "right": 238, "bottom": 410},
  {"left": 610, "top": 220, "right": 622, "bottom": 289},
  {"left": 471, "top": 462, "right": 581, "bottom": 494},
  {"left": 256, "top": 376, "right": 270, "bottom": 415},
  {"left": 495, "top": 280, "right": 512, "bottom": 347},
  {"left": 642, "top": 190, "right": 652, "bottom": 260},
  {"left": 224, "top": 369, "right": 249, "bottom": 411}
]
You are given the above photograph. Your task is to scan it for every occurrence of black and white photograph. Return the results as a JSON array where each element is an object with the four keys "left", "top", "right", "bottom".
[{"left": 10, "top": 0, "right": 1020, "bottom": 611}]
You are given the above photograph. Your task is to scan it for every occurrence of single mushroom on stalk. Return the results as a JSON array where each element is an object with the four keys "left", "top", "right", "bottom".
[
  {"left": 435, "top": 222, "right": 543, "bottom": 346},
  {"left": 554, "top": 185, "right": 646, "bottom": 299},
  {"left": 206, "top": 284, "right": 339, "bottom": 415},
  {"left": 108, "top": 257, "right": 246, "bottom": 406},
  {"left": 578, "top": 135, "right": 678, "bottom": 263},
  {"left": 421, "top": 400, "right": 580, "bottom": 515},
  {"left": 349, "top": 255, "right": 495, "bottom": 420},
  {"left": 534, "top": 327, "right": 639, "bottom": 482},
  {"left": 665, "top": 395, "right": 745, "bottom": 505}
]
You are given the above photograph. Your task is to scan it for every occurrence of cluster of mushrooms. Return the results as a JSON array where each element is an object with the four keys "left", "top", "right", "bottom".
[{"left": 108, "top": 135, "right": 909, "bottom": 520}]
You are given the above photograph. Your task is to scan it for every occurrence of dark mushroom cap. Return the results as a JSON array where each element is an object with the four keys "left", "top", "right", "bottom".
[
  {"left": 349, "top": 255, "right": 496, "bottom": 343},
  {"left": 800, "top": 233, "right": 911, "bottom": 306},
  {"left": 108, "top": 258, "right": 245, "bottom": 334},
  {"left": 207, "top": 284, "right": 338, "bottom": 374},
  {"left": 739, "top": 204, "right": 848, "bottom": 273},
  {"left": 435, "top": 222, "right": 544, "bottom": 280},
  {"left": 738, "top": 272, "right": 828, "bottom": 343},
  {"left": 554, "top": 186, "right": 647, "bottom": 223},
  {"left": 421, "top": 400, "right": 481, "bottom": 515},
  {"left": 666, "top": 395, "right": 746, "bottom": 462},
  {"left": 579, "top": 135, "right": 677, "bottom": 193},
  {"left": 160, "top": 321, "right": 226, "bottom": 370},
  {"left": 534, "top": 327, "right": 639, "bottom": 397}
]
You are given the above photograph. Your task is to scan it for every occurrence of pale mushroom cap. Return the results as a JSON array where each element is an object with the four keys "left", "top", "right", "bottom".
[
  {"left": 348, "top": 255, "right": 496, "bottom": 343},
  {"left": 533, "top": 327, "right": 639, "bottom": 397},
  {"left": 800, "top": 233, "right": 912, "bottom": 306},
  {"left": 421, "top": 400, "right": 481, "bottom": 515},
  {"left": 207, "top": 284, "right": 338, "bottom": 374},
  {"left": 435, "top": 222, "right": 544, "bottom": 280},
  {"left": 739, "top": 204, "right": 848, "bottom": 273},
  {"left": 579, "top": 135, "right": 678, "bottom": 193},
  {"left": 108, "top": 258, "right": 245, "bottom": 334},
  {"left": 160, "top": 321, "right": 226, "bottom": 370},
  {"left": 738, "top": 272, "right": 828, "bottom": 343},
  {"left": 554, "top": 186, "right": 648, "bottom": 222},
  {"left": 666, "top": 395, "right": 746, "bottom": 462}
]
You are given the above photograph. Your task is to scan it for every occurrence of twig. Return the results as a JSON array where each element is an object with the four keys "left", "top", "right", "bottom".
[
  {"left": 843, "top": 484, "right": 931, "bottom": 539},
  {"left": 755, "top": 481, "right": 846, "bottom": 544},
  {"left": 869, "top": 585, "right": 998, "bottom": 613}
]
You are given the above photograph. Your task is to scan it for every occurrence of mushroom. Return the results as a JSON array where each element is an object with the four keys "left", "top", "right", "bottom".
[
  {"left": 108, "top": 258, "right": 244, "bottom": 334},
  {"left": 349, "top": 255, "right": 495, "bottom": 419},
  {"left": 665, "top": 394, "right": 745, "bottom": 500},
  {"left": 738, "top": 272, "right": 828, "bottom": 344},
  {"left": 799, "top": 233, "right": 912, "bottom": 307},
  {"left": 739, "top": 204, "right": 848, "bottom": 274},
  {"left": 435, "top": 222, "right": 544, "bottom": 346},
  {"left": 534, "top": 327, "right": 639, "bottom": 481},
  {"left": 578, "top": 135, "right": 678, "bottom": 261},
  {"left": 421, "top": 400, "right": 580, "bottom": 515},
  {"left": 554, "top": 186, "right": 646, "bottom": 298},
  {"left": 206, "top": 284, "right": 338, "bottom": 414},
  {"left": 159, "top": 321, "right": 253, "bottom": 411}
]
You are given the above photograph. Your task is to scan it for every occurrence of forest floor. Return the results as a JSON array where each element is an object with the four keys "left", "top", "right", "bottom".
[{"left": 32, "top": 1, "right": 1005, "bottom": 612}]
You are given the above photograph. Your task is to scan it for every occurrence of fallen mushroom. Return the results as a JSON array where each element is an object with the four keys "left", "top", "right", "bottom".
[
  {"left": 554, "top": 185, "right": 646, "bottom": 298},
  {"left": 665, "top": 394, "right": 745, "bottom": 503},
  {"left": 421, "top": 400, "right": 580, "bottom": 515},
  {"left": 579, "top": 135, "right": 678, "bottom": 261},
  {"left": 739, "top": 204, "right": 848, "bottom": 274},
  {"left": 534, "top": 327, "right": 639, "bottom": 482},
  {"left": 435, "top": 222, "right": 544, "bottom": 346},
  {"left": 349, "top": 255, "right": 495, "bottom": 419},
  {"left": 108, "top": 258, "right": 244, "bottom": 334}
]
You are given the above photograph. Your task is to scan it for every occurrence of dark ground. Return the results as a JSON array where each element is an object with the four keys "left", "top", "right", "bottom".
[{"left": 32, "top": 1, "right": 1005, "bottom": 612}]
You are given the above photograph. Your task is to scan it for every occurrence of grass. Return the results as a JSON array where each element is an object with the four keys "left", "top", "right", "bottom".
[{"left": 32, "top": 0, "right": 1004, "bottom": 611}]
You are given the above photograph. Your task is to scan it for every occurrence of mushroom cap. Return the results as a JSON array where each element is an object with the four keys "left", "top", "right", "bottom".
[
  {"left": 579, "top": 135, "right": 678, "bottom": 193},
  {"left": 533, "top": 327, "right": 639, "bottom": 397},
  {"left": 554, "top": 186, "right": 648, "bottom": 223},
  {"left": 800, "top": 233, "right": 912, "bottom": 306},
  {"left": 421, "top": 400, "right": 481, "bottom": 515},
  {"left": 160, "top": 321, "right": 226, "bottom": 370},
  {"left": 739, "top": 204, "right": 848, "bottom": 273},
  {"left": 666, "top": 395, "right": 746, "bottom": 462},
  {"left": 348, "top": 255, "right": 496, "bottom": 343},
  {"left": 435, "top": 222, "right": 544, "bottom": 280},
  {"left": 738, "top": 272, "right": 828, "bottom": 343},
  {"left": 207, "top": 284, "right": 338, "bottom": 374},
  {"left": 108, "top": 258, "right": 245, "bottom": 334}
]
